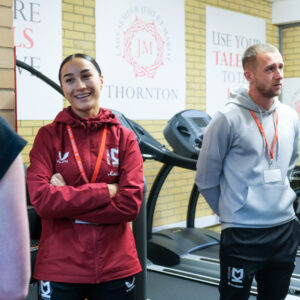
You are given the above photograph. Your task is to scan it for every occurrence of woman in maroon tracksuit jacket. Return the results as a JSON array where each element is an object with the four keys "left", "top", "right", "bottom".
[{"left": 27, "top": 54, "right": 144, "bottom": 300}]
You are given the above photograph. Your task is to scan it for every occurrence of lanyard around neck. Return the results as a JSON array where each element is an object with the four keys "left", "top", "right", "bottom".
[
  {"left": 249, "top": 110, "right": 278, "bottom": 164},
  {"left": 66, "top": 124, "right": 108, "bottom": 184}
]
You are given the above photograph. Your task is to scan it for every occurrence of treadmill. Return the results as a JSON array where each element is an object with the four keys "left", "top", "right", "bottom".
[
  {"left": 121, "top": 117, "right": 228, "bottom": 299},
  {"left": 143, "top": 110, "right": 230, "bottom": 293},
  {"left": 110, "top": 112, "right": 227, "bottom": 299},
  {"left": 161, "top": 109, "right": 221, "bottom": 266}
]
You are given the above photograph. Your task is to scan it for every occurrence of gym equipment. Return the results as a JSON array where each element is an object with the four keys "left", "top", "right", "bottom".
[
  {"left": 164, "top": 109, "right": 211, "bottom": 159},
  {"left": 110, "top": 111, "right": 222, "bottom": 298},
  {"left": 108, "top": 111, "right": 226, "bottom": 296},
  {"left": 147, "top": 110, "right": 220, "bottom": 267}
]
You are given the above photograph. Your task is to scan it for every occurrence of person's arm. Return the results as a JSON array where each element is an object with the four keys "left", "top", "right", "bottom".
[
  {"left": 51, "top": 173, "right": 119, "bottom": 198},
  {"left": 199, "top": 187, "right": 221, "bottom": 215},
  {"left": 27, "top": 127, "right": 112, "bottom": 219},
  {"left": 0, "top": 154, "right": 30, "bottom": 300},
  {"left": 195, "top": 112, "right": 231, "bottom": 215},
  {"left": 72, "top": 130, "right": 144, "bottom": 224}
]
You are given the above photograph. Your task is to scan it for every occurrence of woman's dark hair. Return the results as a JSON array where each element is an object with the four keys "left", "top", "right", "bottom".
[{"left": 58, "top": 53, "right": 102, "bottom": 84}]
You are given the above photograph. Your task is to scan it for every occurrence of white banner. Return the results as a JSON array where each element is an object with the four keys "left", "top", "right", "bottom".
[
  {"left": 206, "top": 6, "right": 265, "bottom": 117},
  {"left": 282, "top": 77, "right": 300, "bottom": 123},
  {"left": 14, "top": 0, "right": 62, "bottom": 120},
  {"left": 96, "top": 0, "right": 185, "bottom": 120}
]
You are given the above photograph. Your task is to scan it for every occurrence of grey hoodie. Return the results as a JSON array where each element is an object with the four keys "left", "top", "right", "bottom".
[{"left": 195, "top": 87, "right": 299, "bottom": 229}]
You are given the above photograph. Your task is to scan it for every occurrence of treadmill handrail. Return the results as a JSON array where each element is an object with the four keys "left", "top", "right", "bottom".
[
  {"left": 140, "top": 139, "right": 197, "bottom": 170},
  {"left": 16, "top": 60, "right": 63, "bottom": 96},
  {"left": 147, "top": 164, "right": 174, "bottom": 239},
  {"left": 186, "top": 183, "right": 199, "bottom": 228}
]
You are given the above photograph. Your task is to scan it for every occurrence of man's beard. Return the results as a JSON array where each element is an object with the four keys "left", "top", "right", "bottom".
[{"left": 256, "top": 82, "right": 281, "bottom": 98}]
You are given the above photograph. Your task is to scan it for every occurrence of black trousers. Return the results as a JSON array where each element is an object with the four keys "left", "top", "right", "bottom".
[
  {"left": 219, "top": 219, "right": 300, "bottom": 300},
  {"left": 38, "top": 275, "right": 136, "bottom": 300}
]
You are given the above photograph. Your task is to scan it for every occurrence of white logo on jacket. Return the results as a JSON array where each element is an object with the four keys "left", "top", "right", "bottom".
[
  {"left": 106, "top": 148, "right": 119, "bottom": 166},
  {"left": 108, "top": 170, "right": 119, "bottom": 177},
  {"left": 57, "top": 151, "right": 69, "bottom": 164}
]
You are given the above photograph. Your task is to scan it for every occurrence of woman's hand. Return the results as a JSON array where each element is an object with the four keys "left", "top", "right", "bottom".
[
  {"left": 50, "top": 173, "right": 66, "bottom": 186},
  {"left": 108, "top": 183, "right": 118, "bottom": 198}
]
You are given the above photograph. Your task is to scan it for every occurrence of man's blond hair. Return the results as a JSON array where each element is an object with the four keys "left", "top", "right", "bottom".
[{"left": 242, "top": 43, "right": 279, "bottom": 70}]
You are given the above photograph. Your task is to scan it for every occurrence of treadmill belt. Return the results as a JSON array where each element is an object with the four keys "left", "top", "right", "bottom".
[
  {"left": 147, "top": 270, "right": 257, "bottom": 300},
  {"left": 191, "top": 244, "right": 219, "bottom": 259},
  {"left": 147, "top": 270, "right": 218, "bottom": 300}
]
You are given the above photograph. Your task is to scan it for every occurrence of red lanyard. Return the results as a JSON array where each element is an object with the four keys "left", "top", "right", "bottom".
[
  {"left": 66, "top": 124, "right": 108, "bottom": 183},
  {"left": 249, "top": 109, "right": 278, "bottom": 163}
]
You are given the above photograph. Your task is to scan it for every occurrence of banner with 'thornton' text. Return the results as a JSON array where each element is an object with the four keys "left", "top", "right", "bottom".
[{"left": 96, "top": 0, "right": 186, "bottom": 120}]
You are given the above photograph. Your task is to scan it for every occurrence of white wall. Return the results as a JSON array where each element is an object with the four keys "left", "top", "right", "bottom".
[{"left": 271, "top": 0, "right": 300, "bottom": 25}]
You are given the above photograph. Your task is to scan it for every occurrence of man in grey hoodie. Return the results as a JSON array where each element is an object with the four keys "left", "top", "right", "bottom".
[{"left": 195, "top": 43, "right": 300, "bottom": 299}]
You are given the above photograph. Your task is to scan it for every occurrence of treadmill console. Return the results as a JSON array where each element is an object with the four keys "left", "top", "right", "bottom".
[{"left": 163, "top": 110, "right": 211, "bottom": 159}]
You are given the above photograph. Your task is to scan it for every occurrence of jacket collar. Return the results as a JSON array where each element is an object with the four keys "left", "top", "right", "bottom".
[{"left": 54, "top": 106, "right": 120, "bottom": 129}]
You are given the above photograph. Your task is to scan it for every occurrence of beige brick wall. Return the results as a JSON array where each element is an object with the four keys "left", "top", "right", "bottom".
[
  {"left": 16, "top": 0, "right": 279, "bottom": 229},
  {"left": 62, "top": 0, "right": 95, "bottom": 57},
  {"left": 282, "top": 26, "right": 300, "bottom": 78},
  {"left": 0, "top": 0, "right": 15, "bottom": 128}
]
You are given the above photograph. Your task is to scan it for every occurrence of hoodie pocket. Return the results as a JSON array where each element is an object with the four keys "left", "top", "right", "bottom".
[{"left": 233, "top": 183, "right": 296, "bottom": 225}]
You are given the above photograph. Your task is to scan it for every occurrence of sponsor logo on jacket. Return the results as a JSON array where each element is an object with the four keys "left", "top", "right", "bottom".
[
  {"left": 107, "top": 148, "right": 119, "bottom": 166},
  {"left": 57, "top": 151, "right": 69, "bottom": 164},
  {"left": 108, "top": 170, "right": 119, "bottom": 177}
]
